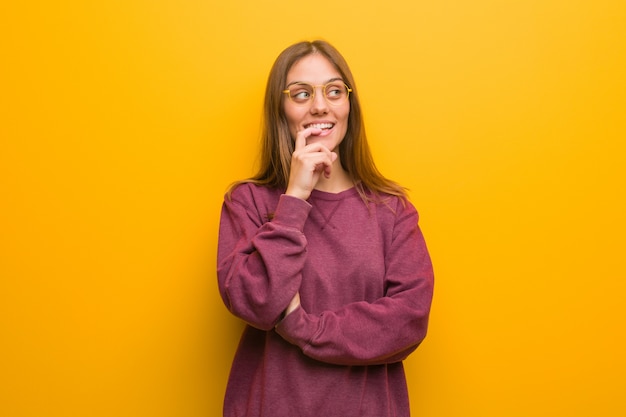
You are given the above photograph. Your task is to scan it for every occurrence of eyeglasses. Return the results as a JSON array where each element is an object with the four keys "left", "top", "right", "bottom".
[{"left": 282, "top": 81, "right": 352, "bottom": 106}]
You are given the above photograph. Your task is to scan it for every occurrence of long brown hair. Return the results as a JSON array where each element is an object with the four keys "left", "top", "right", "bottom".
[{"left": 229, "top": 40, "right": 406, "bottom": 203}]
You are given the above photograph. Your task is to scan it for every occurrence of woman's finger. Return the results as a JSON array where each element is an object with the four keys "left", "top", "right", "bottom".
[{"left": 294, "top": 127, "right": 322, "bottom": 151}]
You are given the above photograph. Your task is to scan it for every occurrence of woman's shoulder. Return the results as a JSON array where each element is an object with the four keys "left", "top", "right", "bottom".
[
  {"left": 364, "top": 187, "right": 418, "bottom": 220},
  {"left": 227, "top": 181, "right": 284, "bottom": 204},
  {"left": 361, "top": 184, "right": 410, "bottom": 206}
]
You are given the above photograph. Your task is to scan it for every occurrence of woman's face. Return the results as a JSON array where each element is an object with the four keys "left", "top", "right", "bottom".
[{"left": 283, "top": 54, "right": 350, "bottom": 153}]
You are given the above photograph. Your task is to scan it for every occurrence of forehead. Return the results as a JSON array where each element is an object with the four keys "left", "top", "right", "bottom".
[{"left": 286, "top": 54, "right": 342, "bottom": 84}]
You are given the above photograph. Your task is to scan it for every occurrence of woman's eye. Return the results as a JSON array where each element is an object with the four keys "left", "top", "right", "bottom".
[
  {"left": 326, "top": 86, "right": 345, "bottom": 99},
  {"left": 291, "top": 88, "right": 311, "bottom": 102}
]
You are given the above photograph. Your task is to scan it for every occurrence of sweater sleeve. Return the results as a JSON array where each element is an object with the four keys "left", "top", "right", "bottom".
[
  {"left": 217, "top": 188, "right": 312, "bottom": 330},
  {"left": 275, "top": 200, "right": 434, "bottom": 366}
]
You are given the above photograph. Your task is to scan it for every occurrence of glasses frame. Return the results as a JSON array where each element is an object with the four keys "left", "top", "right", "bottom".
[{"left": 282, "top": 82, "right": 352, "bottom": 106}]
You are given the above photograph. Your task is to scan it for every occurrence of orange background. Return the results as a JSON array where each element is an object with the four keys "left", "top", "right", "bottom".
[{"left": 2, "top": 1, "right": 625, "bottom": 416}]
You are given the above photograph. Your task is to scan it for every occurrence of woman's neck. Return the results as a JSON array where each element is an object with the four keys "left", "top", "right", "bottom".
[{"left": 314, "top": 158, "right": 354, "bottom": 194}]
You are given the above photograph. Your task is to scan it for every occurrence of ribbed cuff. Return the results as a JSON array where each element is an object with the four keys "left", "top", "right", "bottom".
[
  {"left": 272, "top": 194, "right": 312, "bottom": 231},
  {"left": 275, "top": 305, "right": 318, "bottom": 348}
]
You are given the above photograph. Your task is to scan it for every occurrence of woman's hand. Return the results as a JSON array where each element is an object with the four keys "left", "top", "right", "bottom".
[
  {"left": 283, "top": 292, "right": 301, "bottom": 318},
  {"left": 285, "top": 127, "right": 338, "bottom": 200}
]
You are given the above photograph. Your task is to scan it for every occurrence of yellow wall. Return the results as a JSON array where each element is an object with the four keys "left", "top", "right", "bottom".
[{"left": 2, "top": 1, "right": 625, "bottom": 416}]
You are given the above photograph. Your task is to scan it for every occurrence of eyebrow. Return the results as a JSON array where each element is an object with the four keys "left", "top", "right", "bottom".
[{"left": 285, "top": 77, "right": 344, "bottom": 87}]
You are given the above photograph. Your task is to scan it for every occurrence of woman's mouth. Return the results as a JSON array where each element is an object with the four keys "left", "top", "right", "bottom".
[{"left": 305, "top": 122, "right": 334, "bottom": 131}]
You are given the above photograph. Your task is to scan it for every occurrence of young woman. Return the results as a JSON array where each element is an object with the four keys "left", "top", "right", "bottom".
[{"left": 217, "top": 40, "right": 434, "bottom": 417}]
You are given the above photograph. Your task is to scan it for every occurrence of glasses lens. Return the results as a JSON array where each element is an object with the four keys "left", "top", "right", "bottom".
[
  {"left": 324, "top": 83, "right": 349, "bottom": 103},
  {"left": 288, "top": 83, "right": 314, "bottom": 104}
]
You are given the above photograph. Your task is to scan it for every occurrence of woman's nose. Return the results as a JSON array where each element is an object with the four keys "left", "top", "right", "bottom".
[{"left": 310, "top": 89, "right": 329, "bottom": 114}]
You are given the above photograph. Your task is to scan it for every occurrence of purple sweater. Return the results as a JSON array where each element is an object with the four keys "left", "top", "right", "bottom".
[{"left": 217, "top": 183, "right": 434, "bottom": 417}]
